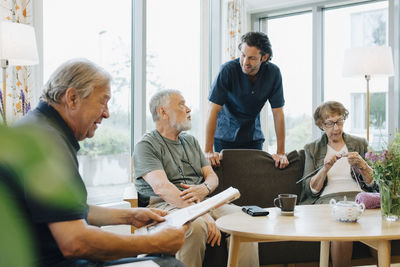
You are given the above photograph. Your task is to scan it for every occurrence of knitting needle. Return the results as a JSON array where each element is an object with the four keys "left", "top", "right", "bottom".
[{"left": 296, "top": 153, "right": 348, "bottom": 184}]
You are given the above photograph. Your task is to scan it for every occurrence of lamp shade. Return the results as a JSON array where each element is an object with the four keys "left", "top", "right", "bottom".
[
  {"left": 0, "top": 21, "right": 39, "bottom": 66},
  {"left": 343, "top": 45, "right": 394, "bottom": 77}
]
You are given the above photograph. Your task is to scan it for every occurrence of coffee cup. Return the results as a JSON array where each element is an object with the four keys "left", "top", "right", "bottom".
[{"left": 274, "top": 194, "right": 297, "bottom": 212}]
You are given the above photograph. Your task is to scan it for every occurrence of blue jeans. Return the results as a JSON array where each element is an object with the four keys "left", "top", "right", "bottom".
[
  {"left": 214, "top": 139, "right": 263, "bottom": 153},
  {"left": 53, "top": 255, "right": 185, "bottom": 267}
]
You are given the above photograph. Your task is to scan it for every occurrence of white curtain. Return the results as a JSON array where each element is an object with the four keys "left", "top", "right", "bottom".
[{"left": 0, "top": 0, "right": 34, "bottom": 125}]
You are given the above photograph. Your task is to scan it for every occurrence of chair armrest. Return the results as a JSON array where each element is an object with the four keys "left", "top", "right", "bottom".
[{"left": 123, "top": 185, "right": 138, "bottom": 208}]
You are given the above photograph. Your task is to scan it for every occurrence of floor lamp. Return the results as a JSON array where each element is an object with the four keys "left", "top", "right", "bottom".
[
  {"left": 343, "top": 46, "right": 394, "bottom": 142},
  {"left": 0, "top": 21, "right": 39, "bottom": 125}
]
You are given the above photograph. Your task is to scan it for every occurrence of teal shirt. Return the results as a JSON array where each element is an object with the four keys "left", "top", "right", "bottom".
[
  {"left": 209, "top": 58, "right": 284, "bottom": 143},
  {"left": 134, "top": 130, "right": 209, "bottom": 201}
]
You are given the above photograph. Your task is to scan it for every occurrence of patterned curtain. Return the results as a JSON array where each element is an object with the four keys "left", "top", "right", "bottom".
[
  {"left": 0, "top": 0, "right": 34, "bottom": 125},
  {"left": 223, "top": 0, "right": 245, "bottom": 62}
]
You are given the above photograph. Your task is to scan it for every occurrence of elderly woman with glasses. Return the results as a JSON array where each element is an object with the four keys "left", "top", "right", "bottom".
[{"left": 300, "top": 101, "right": 376, "bottom": 267}]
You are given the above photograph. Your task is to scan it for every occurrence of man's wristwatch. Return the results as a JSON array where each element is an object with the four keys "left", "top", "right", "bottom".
[{"left": 203, "top": 182, "right": 212, "bottom": 195}]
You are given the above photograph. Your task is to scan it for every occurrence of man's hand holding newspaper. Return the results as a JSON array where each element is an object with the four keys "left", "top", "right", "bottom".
[{"left": 135, "top": 187, "right": 240, "bottom": 235}]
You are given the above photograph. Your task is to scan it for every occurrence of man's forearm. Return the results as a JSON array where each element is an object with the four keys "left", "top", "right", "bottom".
[
  {"left": 88, "top": 205, "right": 141, "bottom": 227},
  {"left": 276, "top": 135, "right": 285, "bottom": 154},
  {"left": 205, "top": 103, "right": 222, "bottom": 152},
  {"left": 88, "top": 205, "right": 125, "bottom": 227},
  {"left": 79, "top": 226, "right": 158, "bottom": 260},
  {"left": 153, "top": 182, "right": 191, "bottom": 208},
  {"left": 204, "top": 176, "right": 218, "bottom": 193},
  {"left": 144, "top": 170, "right": 192, "bottom": 208},
  {"left": 205, "top": 116, "right": 217, "bottom": 152},
  {"left": 272, "top": 109, "right": 286, "bottom": 154},
  {"left": 202, "top": 167, "right": 219, "bottom": 193},
  {"left": 51, "top": 221, "right": 167, "bottom": 261}
]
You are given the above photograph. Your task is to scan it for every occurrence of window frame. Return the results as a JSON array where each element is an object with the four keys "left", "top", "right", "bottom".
[{"left": 251, "top": 0, "right": 399, "bottom": 143}]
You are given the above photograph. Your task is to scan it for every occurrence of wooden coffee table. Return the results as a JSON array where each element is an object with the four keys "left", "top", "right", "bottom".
[{"left": 216, "top": 204, "right": 400, "bottom": 267}]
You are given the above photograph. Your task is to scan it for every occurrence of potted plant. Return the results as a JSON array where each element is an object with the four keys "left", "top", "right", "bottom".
[{"left": 366, "top": 133, "right": 400, "bottom": 221}]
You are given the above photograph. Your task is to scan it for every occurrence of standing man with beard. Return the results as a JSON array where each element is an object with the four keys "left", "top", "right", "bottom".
[
  {"left": 205, "top": 31, "right": 289, "bottom": 169},
  {"left": 134, "top": 89, "right": 259, "bottom": 267}
]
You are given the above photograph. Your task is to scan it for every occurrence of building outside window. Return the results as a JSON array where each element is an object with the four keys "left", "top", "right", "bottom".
[
  {"left": 43, "top": 0, "right": 132, "bottom": 204},
  {"left": 324, "top": 1, "right": 389, "bottom": 149}
]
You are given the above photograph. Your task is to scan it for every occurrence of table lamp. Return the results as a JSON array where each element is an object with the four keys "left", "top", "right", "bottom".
[
  {"left": 343, "top": 45, "right": 394, "bottom": 142},
  {"left": 0, "top": 21, "right": 39, "bottom": 125}
]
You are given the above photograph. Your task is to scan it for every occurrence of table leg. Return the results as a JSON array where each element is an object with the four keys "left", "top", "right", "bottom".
[
  {"left": 227, "top": 234, "right": 240, "bottom": 267},
  {"left": 320, "top": 241, "right": 330, "bottom": 267},
  {"left": 377, "top": 240, "right": 391, "bottom": 267}
]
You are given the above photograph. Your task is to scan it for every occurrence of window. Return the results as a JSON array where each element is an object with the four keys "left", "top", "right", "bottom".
[
  {"left": 146, "top": 0, "right": 201, "bottom": 141},
  {"left": 324, "top": 1, "right": 389, "bottom": 149},
  {"left": 350, "top": 92, "right": 387, "bottom": 136},
  {"left": 43, "top": 0, "right": 132, "bottom": 204},
  {"left": 263, "top": 13, "right": 313, "bottom": 152}
]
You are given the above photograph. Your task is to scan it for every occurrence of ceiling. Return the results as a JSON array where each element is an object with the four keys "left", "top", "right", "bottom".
[
  {"left": 245, "top": 0, "right": 319, "bottom": 13},
  {"left": 244, "top": 0, "right": 356, "bottom": 14}
]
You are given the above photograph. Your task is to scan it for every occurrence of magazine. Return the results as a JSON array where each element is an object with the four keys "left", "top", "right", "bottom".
[{"left": 135, "top": 187, "right": 240, "bottom": 234}]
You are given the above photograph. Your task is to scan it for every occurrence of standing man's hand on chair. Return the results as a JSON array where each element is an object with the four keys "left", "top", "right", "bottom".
[
  {"left": 272, "top": 153, "right": 289, "bottom": 169},
  {"left": 205, "top": 151, "right": 222, "bottom": 167}
]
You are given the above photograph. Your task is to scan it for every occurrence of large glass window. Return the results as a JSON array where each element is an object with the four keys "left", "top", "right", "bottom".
[
  {"left": 43, "top": 0, "right": 132, "bottom": 204},
  {"left": 146, "top": 0, "right": 201, "bottom": 140},
  {"left": 324, "top": 1, "right": 389, "bottom": 149},
  {"left": 264, "top": 13, "right": 313, "bottom": 153}
]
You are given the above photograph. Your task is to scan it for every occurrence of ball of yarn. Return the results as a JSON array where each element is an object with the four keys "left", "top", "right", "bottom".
[{"left": 355, "top": 192, "right": 380, "bottom": 209}]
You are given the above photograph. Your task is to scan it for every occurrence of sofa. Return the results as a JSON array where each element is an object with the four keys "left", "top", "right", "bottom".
[{"left": 208, "top": 148, "right": 400, "bottom": 266}]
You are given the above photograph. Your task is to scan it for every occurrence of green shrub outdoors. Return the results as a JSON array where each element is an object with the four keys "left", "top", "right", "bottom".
[{"left": 78, "top": 127, "right": 130, "bottom": 157}]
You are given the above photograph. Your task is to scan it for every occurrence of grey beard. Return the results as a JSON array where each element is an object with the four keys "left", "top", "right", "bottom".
[{"left": 171, "top": 119, "right": 191, "bottom": 132}]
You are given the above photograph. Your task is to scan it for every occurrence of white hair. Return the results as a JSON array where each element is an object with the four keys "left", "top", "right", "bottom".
[
  {"left": 41, "top": 58, "right": 111, "bottom": 103},
  {"left": 149, "top": 89, "right": 182, "bottom": 122}
]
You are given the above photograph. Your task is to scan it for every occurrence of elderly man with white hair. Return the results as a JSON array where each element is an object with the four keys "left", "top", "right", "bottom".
[
  {"left": 134, "top": 89, "right": 259, "bottom": 267},
  {"left": 15, "top": 59, "right": 187, "bottom": 267}
]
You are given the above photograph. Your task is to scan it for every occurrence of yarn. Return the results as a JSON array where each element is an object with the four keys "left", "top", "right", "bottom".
[{"left": 355, "top": 192, "right": 381, "bottom": 209}]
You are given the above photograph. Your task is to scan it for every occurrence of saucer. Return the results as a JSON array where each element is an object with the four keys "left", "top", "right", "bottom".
[{"left": 280, "top": 210, "right": 295, "bottom": 216}]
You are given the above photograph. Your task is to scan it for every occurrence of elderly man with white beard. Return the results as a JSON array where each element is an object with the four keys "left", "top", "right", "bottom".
[{"left": 134, "top": 89, "right": 259, "bottom": 267}]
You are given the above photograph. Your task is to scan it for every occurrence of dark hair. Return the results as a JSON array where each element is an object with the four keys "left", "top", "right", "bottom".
[
  {"left": 314, "top": 101, "right": 349, "bottom": 130},
  {"left": 238, "top": 32, "right": 273, "bottom": 61}
]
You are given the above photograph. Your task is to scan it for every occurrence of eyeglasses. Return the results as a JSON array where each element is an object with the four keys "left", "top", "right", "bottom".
[{"left": 324, "top": 119, "right": 345, "bottom": 128}]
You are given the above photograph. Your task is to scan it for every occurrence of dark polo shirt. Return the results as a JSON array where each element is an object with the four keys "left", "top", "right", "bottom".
[{"left": 12, "top": 101, "right": 88, "bottom": 266}]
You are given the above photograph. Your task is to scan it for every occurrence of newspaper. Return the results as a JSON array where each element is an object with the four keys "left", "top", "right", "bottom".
[{"left": 135, "top": 187, "right": 240, "bottom": 234}]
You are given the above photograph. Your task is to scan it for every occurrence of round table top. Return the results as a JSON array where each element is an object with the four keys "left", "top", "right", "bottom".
[{"left": 216, "top": 204, "right": 400, "bottom": 241}]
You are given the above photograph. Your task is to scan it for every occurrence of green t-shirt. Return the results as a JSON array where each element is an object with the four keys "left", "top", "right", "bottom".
[{"left": 134, "top": 130, "right": 209, "bottom": 200}]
